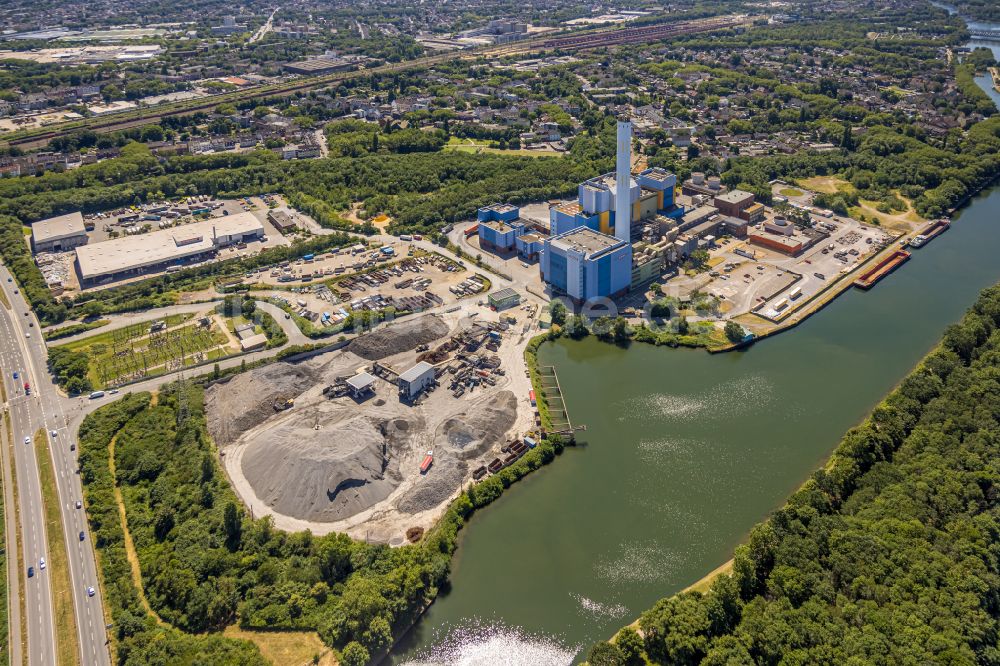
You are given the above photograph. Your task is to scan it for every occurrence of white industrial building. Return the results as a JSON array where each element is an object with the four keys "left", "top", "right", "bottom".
[
  {"left": 346, "top": 372, "right": 376, "bottom": 398},
  {"left": 398, "top": 361, "right": 436, "bottom": 399},
  {"left": 31, "top": 211, "right": 89, "bottom": 253},
  {"left": 75, "top": 212, "right": 264, "bottom": 286}
]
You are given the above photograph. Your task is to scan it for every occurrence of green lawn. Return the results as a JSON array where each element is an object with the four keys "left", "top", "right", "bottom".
[
  {"left": 35, "top": 429, "right": 80, "bottom": 666},
  {"left": 443, "top": 136, "right": 561, "bottom": 157}
]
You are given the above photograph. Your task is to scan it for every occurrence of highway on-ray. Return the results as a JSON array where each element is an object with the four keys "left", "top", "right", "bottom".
[{"left": 0, "top": 265, "right": 110, "bottom": 666}]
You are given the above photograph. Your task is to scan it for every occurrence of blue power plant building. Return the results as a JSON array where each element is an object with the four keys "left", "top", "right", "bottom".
[
  {"left": 540, "top": 227, "right": 632, "bottom": 302},
  {"left": 549, "top": 123, "right": 681, "bottom": 240},
  {"left": 477, "top": 203, "right": 524, "bottom": 251},
  {"left": 540, "top": 120, "right": 681, "bottom": 302}
]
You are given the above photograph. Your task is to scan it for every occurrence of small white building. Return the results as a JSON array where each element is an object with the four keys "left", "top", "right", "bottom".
[
  {"left": 346, "top": 372, "right": 376, "bottom": 398},
  {"left": 398, "top": 361, "right": 435, "bottom": 399},
  {"left": 240, "top": 333, "right": 268, "bottom": 351}
]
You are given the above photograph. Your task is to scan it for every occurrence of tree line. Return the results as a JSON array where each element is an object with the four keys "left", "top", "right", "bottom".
[
  {"left": 590, "top": 283, "right": 1000, "bottom": 665},
  {"left": 79, "top": 378, "right": 568, "bottom": 664}
]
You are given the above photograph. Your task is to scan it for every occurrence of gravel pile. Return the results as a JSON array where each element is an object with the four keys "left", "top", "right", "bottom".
[
  {"left": 240, "top": 407, "right": 413, "bottom": 522},
  {"left": 206, "top": 362, "right": 319, "bottom": 445},
  {"left": 396, "top": 456, "right": 467, "bottom": 514},
  {"left": 436, "top": 391, "right": 518, "bottom": 459},
  {"left": 347, "top": 315, "right": 449, "bottom": 360}
]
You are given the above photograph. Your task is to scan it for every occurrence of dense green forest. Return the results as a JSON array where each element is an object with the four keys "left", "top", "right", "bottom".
[
  {"left": 590, "top": 284, "right": 1000, "bottom": 665},
  {"left": 0, "top": 126, "right": 613, "bottom": 326},
  {"left": 649, "top": 114, "right": 1000, "bottom": 220},
  {"left": 79, "top": 379, "right": 566, "bottom": 664},
  {"left": 0, "top": 127, "right": 611, "bottom": 228},
  {"left": 952, "top": 0, "right": 1000, "bottom": 21}
]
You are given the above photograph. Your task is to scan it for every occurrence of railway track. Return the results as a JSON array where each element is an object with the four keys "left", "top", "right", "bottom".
[{"left": 1, "top": 14, "right": 754, "bottom": 150}]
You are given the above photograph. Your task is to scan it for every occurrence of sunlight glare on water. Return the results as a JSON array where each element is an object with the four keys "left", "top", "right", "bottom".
[{"left": 401, "top": 619, "right": 579, "bottom": 666}]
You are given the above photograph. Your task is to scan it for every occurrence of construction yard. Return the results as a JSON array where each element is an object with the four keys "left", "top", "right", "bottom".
[{"left": 208, "top": 307, "right": 540, "bottom": 543}]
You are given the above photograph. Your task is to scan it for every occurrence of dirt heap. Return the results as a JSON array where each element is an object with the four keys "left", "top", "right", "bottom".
[
  {"left": 347, "top": 314, "right": 449, "bottom": 360},
  {"left": 436, "top": 390, "right": 518, "bottom": 459},
  {"left": 396, "top": 391, "right": 518, "bottom": 516},
  {"left": 396, "top": 457, "right": 467, "bottom": 514},
  {"left": 240, "top": 403, "right": 421, "bottom": 522},
  {"left": 205, "top": 362, "right": 318, "bottom": 445}
]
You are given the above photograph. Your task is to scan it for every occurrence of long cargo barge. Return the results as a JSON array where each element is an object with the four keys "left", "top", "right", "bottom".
[
  {"left": 854, "top": 250, "right": 910, "bottom": 289},
  {"left": 908, "top": 218, "right": 950, "bottom": 248}
]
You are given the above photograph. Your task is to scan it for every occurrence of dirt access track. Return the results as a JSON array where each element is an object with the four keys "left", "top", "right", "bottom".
[{"left": 207, "top": 312, "right": 534, "bottom": 544}]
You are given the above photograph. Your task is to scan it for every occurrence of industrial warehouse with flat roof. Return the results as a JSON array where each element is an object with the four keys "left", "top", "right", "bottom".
[
  {"left": 74, "top": 212, "right": 264, "bottom": 285},
  {"left": 31, "top": 211, "right": 89, "bottom": 253}
]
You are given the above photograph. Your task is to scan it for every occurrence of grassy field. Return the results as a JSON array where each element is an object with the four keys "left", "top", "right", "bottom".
[
  {"left": 43, "top": 319, "right": 110, "bottom": 342},
  {"left": 444, "top": 136, "right": 561, "bottom": 157},
  {"left": 222, "top": 627, "right": 336, "bottom": 666},
  {"left": 778, "top": 187, "right": 804, "bottom": 197},
  {"left": 794, "top": 176, "right": 924, "bottom": 231},
  {"left": 3, "top": 415, "right": 25, "bottom": 663},
  {"left": 851, "top": 198, "right": 924, "bottom": 231},
  {"left": 56, "top": 314, "right": 232, "bottom": 388},
  {"left": 35, "top": 429, "right": 80, "bottom": 666},
  {"left": 795, "top": 175, "right": 854, "bottom": 194}
]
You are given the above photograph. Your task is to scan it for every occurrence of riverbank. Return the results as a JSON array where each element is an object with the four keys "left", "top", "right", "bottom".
[
  {"left": 595, "top": 280, "right": 1000, "bottom": 664},
  {"left": 391, "top": 174, "right": 1000, "bottom": 663}
]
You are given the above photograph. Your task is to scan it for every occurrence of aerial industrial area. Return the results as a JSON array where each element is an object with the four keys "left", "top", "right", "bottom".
[{"left": 0, "top": 0, "right": 998, "bottom": 663}]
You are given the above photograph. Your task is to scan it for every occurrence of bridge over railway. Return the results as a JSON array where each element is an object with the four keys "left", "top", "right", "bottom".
[{"left": 969, "top": 29, "right": 1000, "bottom": 41}]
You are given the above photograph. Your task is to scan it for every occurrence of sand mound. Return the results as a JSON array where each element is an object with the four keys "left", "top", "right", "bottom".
[
  {"left": 347, "top": 314, "right": 449, "bottom": 360},
  {"left": 435, "top": 390, "right": 518, "bottom": 459},
  {"left": 240, "top": 406, "right": 419, "bottom": 522},
  {"left": 206, "top": 362, "right": 318, "bottom": 445}
]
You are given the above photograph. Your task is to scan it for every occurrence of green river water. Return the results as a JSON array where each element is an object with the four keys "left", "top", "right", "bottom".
[{"left": 391, "top": 35, "right": 1000, "bottom": 666}]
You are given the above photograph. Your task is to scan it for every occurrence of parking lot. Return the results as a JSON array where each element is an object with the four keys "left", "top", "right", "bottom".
[
  {"left": 692, "top": 210, "right": 894, "bottom": 322},
  {"left": 258, "top": 252, "right": 490, "bottom": 330}
]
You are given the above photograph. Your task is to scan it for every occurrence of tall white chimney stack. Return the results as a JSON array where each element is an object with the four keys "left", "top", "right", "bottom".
[{"left": 615, "top": 119, "right": 632, "bottom": 243}]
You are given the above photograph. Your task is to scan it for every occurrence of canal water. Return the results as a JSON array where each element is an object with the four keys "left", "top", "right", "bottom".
[{"left": 391, "top": 18, "right": 1000, "bottom": 666}]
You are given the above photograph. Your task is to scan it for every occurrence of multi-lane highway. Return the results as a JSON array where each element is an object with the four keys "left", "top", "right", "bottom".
[{"left": 0, "top": 265, "right": 110, "bottom": 666}]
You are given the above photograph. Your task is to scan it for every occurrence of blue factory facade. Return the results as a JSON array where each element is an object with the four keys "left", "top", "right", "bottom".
[
  {"left": 540, "top": 227, "right": 632, "bottom": 302},
  {"left": 549, "top": 167, "right": 681, "bottom": 238},
  {"left": 477, "top": 203, "right": 524, "bottom": 251}
]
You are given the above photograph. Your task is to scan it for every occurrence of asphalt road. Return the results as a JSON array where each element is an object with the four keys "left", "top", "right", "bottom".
[{"left": 0, "top": 266, "right": 110, "bottom": 666}]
